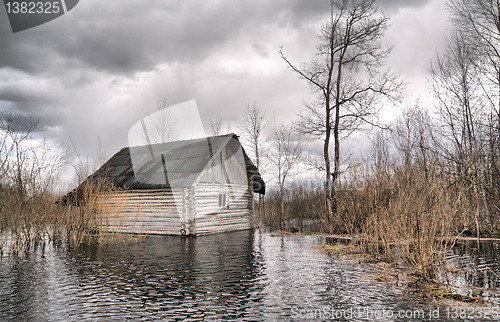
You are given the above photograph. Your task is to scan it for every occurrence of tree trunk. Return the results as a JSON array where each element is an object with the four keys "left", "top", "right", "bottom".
[
  {"left": 324, "top": 95, "right": 334, "bottom": 220},
  {"left": 279, "top": 185, "right": 285, "bottom": 232}
]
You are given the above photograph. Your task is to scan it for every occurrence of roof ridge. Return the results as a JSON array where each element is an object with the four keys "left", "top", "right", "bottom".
[{"left": 127, "top": 133, "right": 236, "bottom": 149}]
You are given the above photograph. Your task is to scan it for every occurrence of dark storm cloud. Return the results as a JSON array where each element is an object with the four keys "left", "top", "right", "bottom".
[
  {"left": 0, "top": 0, "right": 331, "bottom": 77},
  {"left": 0, "top": 0, "right": 335, "bottom": 135},
  {"left": 287, "top": 0, "right": 330, "bottom": 23},
  {"left": 376, "top": 0, "right": 432, "bottom": 12},
  {"left": 0, "top": 93, "right": 65, "bottom": 129},
  {"left": 0, "top": 0, "right": 425, "bottom": 78},
  {"left": 0, "top": 31, "right": 66, "bottom": 74}
]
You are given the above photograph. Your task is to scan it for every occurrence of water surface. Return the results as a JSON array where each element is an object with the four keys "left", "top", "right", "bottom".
[
  {"left": 439, "top": 239, "right": 500, "bottom": 292},
  {"left": 0, "top": 230, "right": 468, "bottom": 320}
]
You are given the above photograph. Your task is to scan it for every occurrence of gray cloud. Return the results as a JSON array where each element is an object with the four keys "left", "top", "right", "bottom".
[
  {"left": 377, "top": 0, "right": 432, "bottom": 12},
  {"left": 0, "top": 0, "right": 449, "bottom": 178},
  {"left": 0, "top": 0, "right": 430, "bottom": 78},
  {"left": 0, "top": 0, "right": 331, "bottom": 76},
  {"left": 0, "top": 0, "right": 331, "bottom": 134}
]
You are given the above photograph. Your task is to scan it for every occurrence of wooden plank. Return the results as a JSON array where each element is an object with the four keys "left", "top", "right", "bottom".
[
  {"left": 94, "top": 181, "right": 256, "bottom": 235},
  {"left": 192, "top": 182, "right": 254, "bottom": 234}
]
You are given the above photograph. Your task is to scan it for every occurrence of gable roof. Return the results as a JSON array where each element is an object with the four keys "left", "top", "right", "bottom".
[{"left": 73, "top": 134, "right": 265, "bottom": 195}]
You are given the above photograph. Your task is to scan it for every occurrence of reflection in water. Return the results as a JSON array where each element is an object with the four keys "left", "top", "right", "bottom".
[
  {"left": 1, "top": 230, "right": 431, "bottom": 320},
  {"left": 439, "top": 240, "right": 500, "bottom": 288}
]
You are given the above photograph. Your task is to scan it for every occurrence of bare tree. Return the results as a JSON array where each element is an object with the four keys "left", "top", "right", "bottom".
[
  {"left": 0, "top": 113, "right": 69, "bottom": 196},
  {"left": 238, "top": 102, "right": 265, "bottom": 171},
  {"left": 266, "top": 122, "right": 304, "bottom": 230},
  {"left": 0, "top": 112, "right": 68, "bottom": 247},
  {"left": 431, "top": 32, "right": 483, "bottom": 171},
  {"left": 0, "top": 123, "right": 9, "bottom": 184},
  {"left": 449, "top": 0, "right": 500, "bottom": 119},
  {"left": 208, "top": 117, "right": 232, "bottom": 136},
  {"left": 238, "top": 102, "right": 266, "bottom": 216},
  {"left": 280, "top": 0, "right": 401, "bottom": 219},
  {"left": 0, "top": 113, "right": 41, "bottom": 203},
  {"left": 70, "top": 136, "right": 108, "bottom": 186},
  {"left": 370, "top": 129, "right": 392, "bottom": 183},
  {"left": 209, "top": 118, "right": 223, "bottom": 136},
  {"left": 449, "top": 0, "right": 500, "bottom": 234},
  {"left": 392, "top": 104, "right": 438, "bottom": 178},
  {"left": 148, "top": 97, "right": 178, "bottom": 143},
  {"left": 431, "top": 30, "right": 487, "bottom": 237}
]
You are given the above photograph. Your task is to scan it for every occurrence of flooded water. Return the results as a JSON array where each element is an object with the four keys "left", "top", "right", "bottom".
[
  {"left": 0, "top": 230, "right": 491, "bottom": 321},
  {"left": 439, "top": 239, "right": 500, "bottom": 289}
]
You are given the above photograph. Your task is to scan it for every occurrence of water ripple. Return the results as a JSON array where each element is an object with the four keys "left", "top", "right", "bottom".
[{"left": 0, "top": 230, "right": 438, "bottom": 321}]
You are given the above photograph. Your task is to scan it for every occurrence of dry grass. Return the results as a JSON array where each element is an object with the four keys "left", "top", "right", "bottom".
[
  {"left": 319, "top": 243, "right": 361, "bottom": 256},
  {"left": 62, "top": 178, "right": 144, "bottom": 250},
  {"left": 262, "top": 161, "right": 487, "bottom": 281},
  {"left": 0, "top": 177, "right": 141, "bottom": 255},
  {"left": 357, "top": 168, "right": 460, "bottom": 280}
]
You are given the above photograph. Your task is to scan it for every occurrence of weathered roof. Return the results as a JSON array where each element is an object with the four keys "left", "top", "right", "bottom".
[{"left": 73, "top": 134, "right": 265, "bottom": 195}]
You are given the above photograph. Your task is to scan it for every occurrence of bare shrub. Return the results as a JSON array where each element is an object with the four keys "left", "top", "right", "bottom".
[
  {"left": 262, "top": 180, "right": 325, "bottom": 233},
  {"left": 62, "top": 177, "right": 137, "bottom": 250},
  {"left": 0, "top": 112, "right": 136, "bottom": 255},
  {"left": 359, "top": 167, "right": 459, "bottom": 280}
]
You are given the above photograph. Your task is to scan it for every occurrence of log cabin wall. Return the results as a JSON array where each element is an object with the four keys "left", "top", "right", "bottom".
[
  {"left": 193, "top": 182, "right": 253, "bottom": 235},
  {"left": 96, "top": 188, "right": 191, "bottom": 235},
  {"left": 97, "top": 184, "right": 253, "bottom": 235}
]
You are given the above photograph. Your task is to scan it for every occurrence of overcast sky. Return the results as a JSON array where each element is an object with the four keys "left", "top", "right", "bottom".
[{"left": 0, "top": 0, "right": 450, "bottom": 179}]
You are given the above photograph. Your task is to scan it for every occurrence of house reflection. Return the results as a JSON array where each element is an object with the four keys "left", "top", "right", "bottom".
[{"left": 66, "top": 229, "right": 262, "bottom": 319}]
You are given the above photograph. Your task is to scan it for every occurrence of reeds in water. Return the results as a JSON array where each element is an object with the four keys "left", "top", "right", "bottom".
[{"left": 0, "top": 177, "right": 141, "bottom": 255}]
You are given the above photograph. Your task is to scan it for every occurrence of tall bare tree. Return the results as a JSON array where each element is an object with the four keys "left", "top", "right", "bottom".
[
  {"left": 280, "top": 0, "right": 401, "bottom": 219},
  {"left": 449, "top": 0, "right": 500, "bottom": 234},
  {"left": 392, "top": 105, "right": 439, "bottom": 180},
  {"left": 0, "top": 122, "right": 9, "bottom": 184},
  {"left": 238, "top": 102, "right": 265, "bottom": 171},
  {"left": 0, "top": 113, "right": 41, "bottom": 203},
  {"left": 431, "top": 32, "right": 483, "bottom": 175},
  {"left": 449, "top": 0, "right": 500, "bottom": 117},
  {"left": 266, "top": 122, "right": 304, "bottom": 230},
  {"left": 238, "top": 102, "right": 266, "bottom": 216}
]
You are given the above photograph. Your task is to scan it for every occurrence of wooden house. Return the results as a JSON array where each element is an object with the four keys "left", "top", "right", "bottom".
[{"left": 66, "top": 134, "right": 265, "bottom": 236}]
